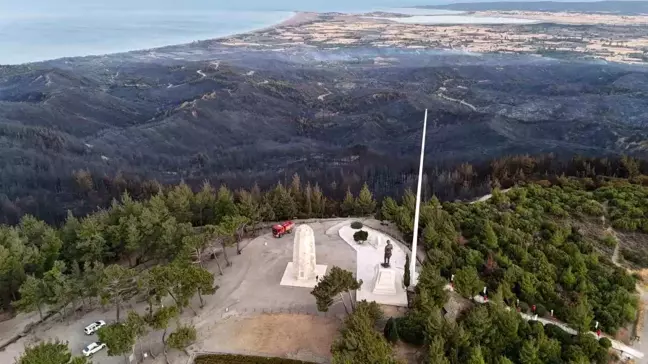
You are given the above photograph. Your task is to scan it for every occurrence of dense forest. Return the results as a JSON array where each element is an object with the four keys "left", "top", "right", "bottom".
[{"left": 370, "top": 177, "right": 647, "bottom": 363}]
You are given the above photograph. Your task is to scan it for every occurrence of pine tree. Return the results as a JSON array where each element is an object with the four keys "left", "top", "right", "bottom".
[
  {"left": 519, "top": 340, "right": 541, "bottom": 364},
  {"left": 428, "top": 336, "right": 450, "bottom": 364},
  {"left": 215, "top": 185, "right": 237, "bottom": 223},
  {"left": 356, "top": 183, "right": 377, "bottom": 216},
  {"left": 383, "top": 317, "right": 399, "bottom": 343},
  {"left": 341, "top": 187, "right": 357, "bottom": 217},
  {"left": 403, "top": 254, "right": 411, "bottom": 288},
  {"left": 381, "top": 197, "right": 399, "bottom": 221},
  {"left": 312, "top": 184, "right": 325, "bottom": 217},
  {"left": 270, "top": 182, "right": 297, "bottom": 220},
  {"left": 467, "top": 345, "right": 486, "bottom": 364},
  {"left": 289, "top": 173, "right": 304, "bottom": 211},
  {"left": 484, "top": 220, "right": 498, "bottom": 249},
  {"left": 303, "top": 183, "right": 314, "bottom": 218}
]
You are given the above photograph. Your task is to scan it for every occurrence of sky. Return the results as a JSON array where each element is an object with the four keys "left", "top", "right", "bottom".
[{"left": 0, "top": 0, "right": 625, "bottom": 14}]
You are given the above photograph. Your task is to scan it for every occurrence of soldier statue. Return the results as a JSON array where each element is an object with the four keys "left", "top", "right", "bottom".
[{"left": 383, "top": 240, "right": 393, "bottom": 267}]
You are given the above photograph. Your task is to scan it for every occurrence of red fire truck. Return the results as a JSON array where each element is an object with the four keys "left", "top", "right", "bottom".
[{"left": 272, "top": 221, "right": 295, "bottom": 238}]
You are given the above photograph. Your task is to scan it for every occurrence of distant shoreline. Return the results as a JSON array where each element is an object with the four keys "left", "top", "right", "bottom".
[{"left": 0, "top": 10, "right": 305, "bottom": 66}]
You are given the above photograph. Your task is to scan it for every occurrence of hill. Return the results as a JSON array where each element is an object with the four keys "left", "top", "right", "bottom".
[{"left": 2, "top": 46, "right": 648, "bottom": 223}]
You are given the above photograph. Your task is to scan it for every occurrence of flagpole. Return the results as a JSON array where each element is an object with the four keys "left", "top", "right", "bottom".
[{"left": 409, "top": 109, "right": 428, "bottom": 286}]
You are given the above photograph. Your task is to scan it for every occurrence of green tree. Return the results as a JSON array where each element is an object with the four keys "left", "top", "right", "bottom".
[
  {"left": 340, "top": 187, "right": 357, "bottom": 216},
  {"left": 76, "top": 215, "right": 106, "bottom": 264},
  {"left": 568, "top": 298, "right": 594, "bottom": 334},
  {"left": 331, "top": 301, "right": 396, "bottom": 364},
  {"left": 519, "top": 340, "right": 541, "bottom": 364},
  {"left": 484, "top": 220, "right": 498, "bottom": 249},
  {"left": 165, "top": 182, "right": 194, "bottom": 223},
  {"left": 16, "top": 340, "right": 85, "bottom": 364},
  {"left": 192, "top": 181, "right": 217, "bottom": 226},
  {"left": 404, "top": 254, "right": 411, "bottom": 288},
  {"left": 381, "top": 197, "right": 399, "bottom": 221},
  {"left": 428, "top": 335, "right": 449, "bottom": 364},
  {"left": 97, "top": 322, "right": 135, "bottom": 360},
  {"left": 167, "top": 324, "right": 197, "bottom": 352},
  {"left": 214, "top": 215, "right": 249, "bottom": 264},
  {"left": 215, "top": 185, "right": 237, "bottom": 223},
  {"left": 311, "top": 266, "right": 362, "bottom": 314},
  {"left": 269, "top": 182, "right": 297, "bottom": 220},
  {"left": 454, "top": 266, "right": 483, "bottom": 298},
  {"left": 148, "top": 305, "right": 179, "bottom": 360},
  {"left": 125, "top": 311, "right": 149, "bottom": 359},
  {"left": 356, "top": 183, "right": 377, "bottom": 215},
  {"left": 13, "top": 275, "right": 48, "bottom": 320},
  {"left": 235, "top": 188, "right": 260, "bottom": 233},
  {"left": 383, "top": 317, "right": 399, "bottom": 343},
  {"left": 496, "top": 357, "right": 514, "bottom": 364},
  {"left": 311, "top": 184, "right": 325, "bottom": 217},
  {"left": 99, "top": 264, "right": 138, "bottom": 321},
  {"left": 467, "top": 345, "right": 486, "bottom": 364}
]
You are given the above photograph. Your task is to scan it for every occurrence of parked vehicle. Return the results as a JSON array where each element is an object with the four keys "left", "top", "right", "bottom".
[
  {"left": 82, "top": 342, "right": 106, "bottom": 357},
  {"left": 272, "top": 221, "right": 294, "bottom": 238},
  {"left": 84, "top": 320, "right": 106, "bottom": 335}
]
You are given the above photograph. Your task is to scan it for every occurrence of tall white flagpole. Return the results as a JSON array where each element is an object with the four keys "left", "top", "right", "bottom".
[{"left": 409, "top": 109, "right": 428, "bottom": 286}]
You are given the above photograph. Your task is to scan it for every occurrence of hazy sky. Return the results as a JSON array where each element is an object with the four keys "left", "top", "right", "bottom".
[{"left": 0, "top": 0, "right": 620, "bottom": 13}]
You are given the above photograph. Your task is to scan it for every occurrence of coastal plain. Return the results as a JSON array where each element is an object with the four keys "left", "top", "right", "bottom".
[{"left": 221, "top": 10, "right": 648, "bottom": 64}]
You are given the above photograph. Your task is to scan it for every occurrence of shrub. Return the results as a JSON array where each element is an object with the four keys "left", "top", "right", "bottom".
[
  {"left": 535, "top": 303, "right": 548, "bottom": 317},
  {"left": 353, "top": 230, "right": 369, "bottom": 244},
  {"left": 599, "top": 337, "right": 612, "bottom": 349},
  {"left": 384, "top": 317, "right": 399, "bottom": 343},
  {"left": 519, "top": 301, "right": 530, "bottom": 313},
  {"left": 403, "top": 254, "right": 411, "bottom": 288},
  {"left": 351, "top": 221, "right": 364, "bottom": 229},
  {"left": 395, "top": 316, "right": 425, "bottom": 346}
]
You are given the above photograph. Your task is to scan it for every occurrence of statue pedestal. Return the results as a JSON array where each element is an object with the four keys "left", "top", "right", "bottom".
[{"left": 372, "top": 265, "right": 397, "bottom": 296}]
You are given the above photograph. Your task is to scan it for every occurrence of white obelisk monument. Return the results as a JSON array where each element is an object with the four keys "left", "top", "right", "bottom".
[
  {"left": 280, "top": 224, "right": 327, "bottom": 288},
  {"left": 409, "top": 109, "right": 428, "bottom": 287}
]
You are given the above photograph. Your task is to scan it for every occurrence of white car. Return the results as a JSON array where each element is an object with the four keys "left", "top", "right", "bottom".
[
  {"left": 82, "top": 342, "right": 106, "bottom": 357},
  {"left": 84, "top": 320, "right": 106, "bottom": 335}
]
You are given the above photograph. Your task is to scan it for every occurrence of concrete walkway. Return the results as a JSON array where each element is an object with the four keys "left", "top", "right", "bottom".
[{"left": 337, "top": 224, "right": 408, "bottom": 307}]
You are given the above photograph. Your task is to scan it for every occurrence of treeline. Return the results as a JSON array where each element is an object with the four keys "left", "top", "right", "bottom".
[
  {"left": 1, "top": 153, "right": 646, "bottom": 226},
  {"left": 0, "top": 174, "right": 380, "bottom": 313}
]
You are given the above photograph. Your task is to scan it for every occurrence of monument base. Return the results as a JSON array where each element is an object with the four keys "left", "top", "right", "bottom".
[
  {"left": 280, "top": 262, "right": 328, "bottom": 288},
  {"left": 372, "top": 265, "right": 398, "bottom": 296}
]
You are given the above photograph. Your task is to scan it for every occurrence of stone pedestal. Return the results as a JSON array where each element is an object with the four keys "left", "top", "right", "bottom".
[
  {"left": 372, "top": 264, "right": 397, "bottom": 296},
  {"left": 280, "top": 224, "right": 327, "bottom": 288}
]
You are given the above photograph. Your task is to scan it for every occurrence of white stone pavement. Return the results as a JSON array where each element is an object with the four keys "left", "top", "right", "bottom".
[{"left": 339, "top": 225, "right": 408, "bottom": 307}]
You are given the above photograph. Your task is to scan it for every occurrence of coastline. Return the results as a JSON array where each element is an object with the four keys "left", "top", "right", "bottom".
[{"left": 0, "top": 10, "right": 308, "bottom": 66}]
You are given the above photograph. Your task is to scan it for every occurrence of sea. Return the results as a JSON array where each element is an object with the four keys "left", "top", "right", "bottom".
[{"left": 0, "top": 0, "right": 534, "bottom": 65}]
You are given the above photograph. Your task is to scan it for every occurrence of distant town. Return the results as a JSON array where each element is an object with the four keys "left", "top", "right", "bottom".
[{"left": 221, "top": 11, "right": 648, "bottom": 64}]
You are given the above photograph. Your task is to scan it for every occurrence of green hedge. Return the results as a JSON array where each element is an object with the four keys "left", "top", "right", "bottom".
[{"left": 195, "top": 354, "right": 316, "bottom": 364}]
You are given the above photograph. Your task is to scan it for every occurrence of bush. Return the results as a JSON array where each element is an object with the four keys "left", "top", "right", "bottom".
[
  {"left": 535, "top": 303, "right": 548, "bottom": 317},
  {"left": 195, "top": 354, "right": 315, "bottom": 363},
  {"left": 395, "top": 316, "right": 425, "bottom": 346},
  {"left": 353, "top": 230, "right": 369, "bottom": 244},
  {"left": 599, "top": 337, "right": 612, "bottom": 349},
  {"left": 351, "top": 221, "right": 364, "bottom": 229},
  {"left": 519, "top": 301, "right": 530, "bottom": 313},
  {"left": 384, "top": 317, "right": 399, "bottom": 343}
]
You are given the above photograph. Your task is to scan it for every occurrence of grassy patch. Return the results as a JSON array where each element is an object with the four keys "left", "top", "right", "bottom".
[{"left": 195, "top": 354, "right": 316, "bottom": 364}]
